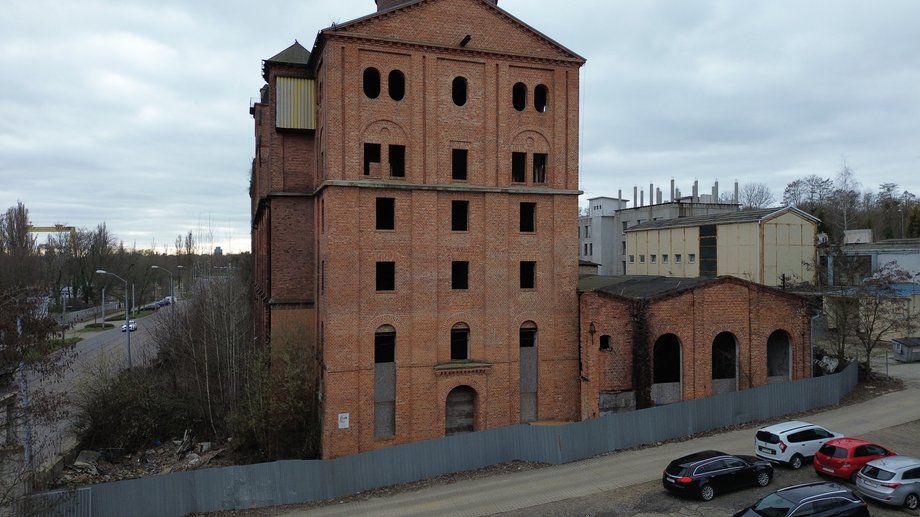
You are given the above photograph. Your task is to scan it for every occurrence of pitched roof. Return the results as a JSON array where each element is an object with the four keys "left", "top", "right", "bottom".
[
  {"left": 578, "top": 275, "right": 714, "bottom": 299},
  {"left": 625, "top": 206, "right": 818, "bottom": 232},
  {"left": 893, "top": 337, "right": 920, "bottom": 348},
  {"left": 266, "top": 41, "right": 311, "bottom": 65}
]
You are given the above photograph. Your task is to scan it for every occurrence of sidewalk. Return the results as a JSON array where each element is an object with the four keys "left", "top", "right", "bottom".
[{"left": 286, "top": 364, "right": 920, "bottom": 517}]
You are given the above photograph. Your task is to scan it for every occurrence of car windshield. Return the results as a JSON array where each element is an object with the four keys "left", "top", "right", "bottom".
[
  {"left": 751, "top": 493, "right": 794, "bottom": 517},
  {"left": 756, "top": 431, "right": 780, "bottom": 444},
  {"left": 861, "top": 465, "right": 895, "bottom": 481}
]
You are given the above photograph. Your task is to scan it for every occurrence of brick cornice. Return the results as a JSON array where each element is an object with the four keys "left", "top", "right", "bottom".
[{"left": 317, "top": 180, "right": 581, "bottom": 196}]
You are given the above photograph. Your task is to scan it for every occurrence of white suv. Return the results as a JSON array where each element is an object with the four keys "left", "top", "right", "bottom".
[{"left": 754, "top": 421, "right": 842, "bottom": 469}]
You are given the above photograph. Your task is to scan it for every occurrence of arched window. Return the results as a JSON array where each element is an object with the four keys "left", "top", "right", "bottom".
[
  {"left": 363, "top": 68, "right": 381, "bottom": 99},
  {"left": 519, "top": 321, "right": 538, "bottom": 423},
  {"left": 512, "top": 82, "right": 527, "bottom": 112},
  {"left": 388, "top": 69, "right": 405, "bottom": 101},
  {"left": 451, "top": 322, "right": 470, "bottom": 360},
  {"left": 712, "top": 331, "right": 738, "bottom": 394},
  {"left": 534, "top": 84, "right": 549, "bottom": 113},
  {"left": 767, "top": 330, "right": 792, "bottom": 381},
  {"left": 452, "top": 76, "right": 468, "bottom": 106}
]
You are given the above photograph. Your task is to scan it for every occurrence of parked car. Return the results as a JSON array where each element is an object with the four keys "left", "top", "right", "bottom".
[
  {"left": 734, "top": 482, "right": 868, "bottom": 517},
  {"left": 755, "top": 421, "right": 842, "bottom": 469},
  {"left": 121, "top": 320, "right": 137, "bottom": 332},
  {"left": 662, "top": 450, "right": 773, "bottom": 501},
  {"left": 855, "top": 455, "right": 920, "bottom": 510},
  {"left": 814, "top": 438, "right": 895, "bottom": 481}
]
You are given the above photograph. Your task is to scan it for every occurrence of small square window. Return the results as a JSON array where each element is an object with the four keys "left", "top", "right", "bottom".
[
  {"left": 451, "top": 200, "right": 469, "bottom": 231},
  {"left": 520, "top": 261, "right": 536, "bottom": 289},
  {"left": 629, "top": 255, "right": 635, "bottom": 263},
  {"left": 688, "top": 254, "right": 696, "bottom": 264},
  {"left": 520, "top": 202, "right": 536, "bottom": 232},
  {"left": 639, "top": 255, "right": 645, "bottom": 263},
  {"left": 662, "top": 254, "right": 669, "bottom": 263},
  {"left": 675, "top": 254, "right": 682, "bottom": 263},
  {"left": 650, "top": 254, "right": 657, "bottom": 264},
  {"left": 451, "top": 261, "right": 469, "bottom": 290},
  {"left": 376, "top": 261, "right": 395, "bottom": 291}
]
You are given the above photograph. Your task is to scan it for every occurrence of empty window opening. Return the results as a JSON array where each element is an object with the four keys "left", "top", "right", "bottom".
[
  {"left": 767, "top": 330, "right": 791, "bottom": 379},
  {"left": 452, "top": 76, "right": 468, "bottom": 106},
  {"left": 451, "top": 323, "right": 470, "bottom": 360},
  {"left": 520, "top": 325, "right": 537, "bottom": 348},
  {"left": 653, "top": 334, "right": 681, "bottom": 384},
  {"left": 388, "top": 69, "right": 405, "bottom": 101},
  {"left": 712, "top": 332, "right": 737, "bottom": 380},
  {"left": 363, "top": 68, "right": 381, "bottom": 99},
  {"left": 675, "top": 254, "right": 682, "bottom": 263},
  {"left": 511, "top": 152, "right": 526, "bottom": 182},
  {"left": 520, "top": 261, "right": 536, "bottom": 289},
  {"left": 520, "top": 202, "right": 536, "bottom": 232},
  {"left": 599, "top": 335, "right": 612, "bottom": 351},
  {"left": 662, "top": 254, "right": 669, "bottom": 263},
  {"left": 451, "top": 261, "right": 469, "bottom": 290},
  {"left": 534, "top": 84, "right": 548, "bottom": 113},
  {"left": 376, "top": 197, "right": 395, "bottom": 230},
  {"left": 452, "top": 149, "right": 468, "bottom": 180},
  {"left": 374, "top": 326, "right": 396, "bottom": 438},
  {"left": 376, "top": 261, "right": 395, "bottom": 291},
  {"left": 584, "top": 243, "right": 589, "bottom": 256},
  {"left": 512, "top": 82, "right": 527, "bottom": 111},
  {"left": 650, "top": 254, "right": 657, "bottom": 264},
  {"left": 389, "top": 145, "right": 405, "bottom": 177},
  {"left": 688, "top": 254, "right": 696, "bottom": 264},
  {"left": 451, "top": 200, "right": 469, "bottom": 231},
  {"left": 639, "top": 254, "right": 645, "bottom": 263},
  {"left": 364, "top": 143, "right": 381, "bottom": 175},
  {"left": 589, "top": 243, "right": 593, "bottom": 255},
  {"left": 519, "top": 321, "right": 538, "bottom": 423},
  {"left": 532, "top": 153, "right": 547, "bottom": 183},
  {"left": 629, "top": 255, "right": 635, "bottom": 263}
]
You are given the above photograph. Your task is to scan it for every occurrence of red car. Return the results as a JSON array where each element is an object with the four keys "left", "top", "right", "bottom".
[{"left": 813, "top": 438, "right": 895, "bottom": 481}]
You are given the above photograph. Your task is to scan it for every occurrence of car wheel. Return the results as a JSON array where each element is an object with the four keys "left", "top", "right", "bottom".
[
  {"left": 756, "top": 471, "right": 771, "bottom": 487},
  {"left": 905, "top": 493, "right": 919, "bottom": 511},
  {"left": 699, "top": 484, "right": 715, "bottom": 501},
  {"left": 789, "top": 454, "right": 804, "bottom": 470}
]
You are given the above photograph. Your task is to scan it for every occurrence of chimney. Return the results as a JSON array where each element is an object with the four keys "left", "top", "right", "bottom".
[
  {"left": 618, "top": 189, "right": 622, "bottom": 202},
  {"left": 670, "top": 178, "right": 675, "bottom": 202},
  {"left": 640, "top": 190, "right": 644, "bottom": 207},
  {"left": 712, "top": 180, "right": 719, "bottom": 201},
  {"left": 649, "top": 183, "right": 654, "bottom": 206},
  {"left": 377, "top": 0, "right": 496, "bottom": 10},
  {"left": 692, "top": 180, "right": 699, "bottom": 203},
  {"left": 656, "top": 188, "right": 662, "bottom": 204},
  {"left": 633, "top": 186, "right": 638, "bottom": 208},
  {"left": 734, "top": 181, "right": 739, "bottom": 204}
]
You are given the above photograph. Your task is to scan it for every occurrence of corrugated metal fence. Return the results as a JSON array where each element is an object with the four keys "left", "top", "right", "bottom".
[{"left": 25, "top": 363, "right": 857, "bottom": 517}]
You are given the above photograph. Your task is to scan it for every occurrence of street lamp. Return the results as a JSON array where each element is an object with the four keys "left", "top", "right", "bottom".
[
  {"left": 95, "top": 269, "right": 132, "bottom": 367},
  {"left": 150, "top": 265, "right": 176, "bottom": 309}
]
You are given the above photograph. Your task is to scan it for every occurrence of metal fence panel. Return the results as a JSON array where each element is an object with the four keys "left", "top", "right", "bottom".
[{"left": 27, "top": 363, "right": 857, "bottom": 516}]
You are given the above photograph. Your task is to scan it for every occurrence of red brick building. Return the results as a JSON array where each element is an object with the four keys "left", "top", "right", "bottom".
[
  {"left": 251, "top": 0, "right": 585, "bottom": 458},
  {"left": 578, "top": 275, "right": 813, "bottom": 418}
]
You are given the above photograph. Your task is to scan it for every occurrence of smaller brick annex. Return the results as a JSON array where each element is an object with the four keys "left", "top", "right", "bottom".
[{"left": 578, "top": 275, "right": 813, "bottom": 419}]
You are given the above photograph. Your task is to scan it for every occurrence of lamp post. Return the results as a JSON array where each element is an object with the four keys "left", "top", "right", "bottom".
[
  {"left": 95, "top": 269, "right": 132, "bottom": 367},
  {"left": 150, "top": 265, "right": 176, "bottom": 309}
]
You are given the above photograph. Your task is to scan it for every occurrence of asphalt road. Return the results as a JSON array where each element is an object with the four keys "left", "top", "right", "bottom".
[{"left": 284, "top": 359, "right": 920, "bottom": 517}]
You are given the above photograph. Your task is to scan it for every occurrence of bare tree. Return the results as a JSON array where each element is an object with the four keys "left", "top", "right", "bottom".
[
  {"left": 853, "top": 263, "right": 912, "bottom": 377},
  {"left": 738, "top": 182, "right": 776, "bottom": 209}
]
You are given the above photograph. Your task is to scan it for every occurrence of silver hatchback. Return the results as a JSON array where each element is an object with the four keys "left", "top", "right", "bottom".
[{"left": 855, "top": 455, "right": 920, "bottom": 510}]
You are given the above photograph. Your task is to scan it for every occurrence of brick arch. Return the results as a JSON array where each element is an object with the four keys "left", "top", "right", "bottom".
[
  {"left": 361, "top": 119, "right": 409, "bottom": 143},
  {"left": 766, "top": 329, "right": 792, "bottom": 382},
  {"left": 510, "top": 129, "right": 551, "bottom": 153},
  {"left": 439, "top": 380, "right": 486, "bottom": 435}
]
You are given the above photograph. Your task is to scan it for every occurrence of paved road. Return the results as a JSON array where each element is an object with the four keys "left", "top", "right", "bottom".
[{"left": 285, "top": 360, "right": 920, "bottom": 517}]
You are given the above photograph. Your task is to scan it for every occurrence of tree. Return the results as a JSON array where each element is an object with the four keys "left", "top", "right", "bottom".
[
  {"left": 738, "top": 182, "right": 776, "bottom": 209},
  {"left": 852, "top": 263, "right": 913, "bottom": 377}
]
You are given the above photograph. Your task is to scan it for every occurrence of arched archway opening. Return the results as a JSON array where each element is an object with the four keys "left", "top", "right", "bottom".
[
  {"left": 374, "top": 325, "right": 396, "bottom": 437},
  {"left": 712, "top": 331, "right": 738, "bottom": 394},
  {"left": 767, "top": 330, "right": 792, "bottom": 383},
  {"left": 652, "top": 334, "right": 682, "bottom": 404},
  {"left": 519, "top": 321, "right": 538, "bottom": 423},
  {"left": 445, "top": 385, "right": 476, "bottom": 435}
]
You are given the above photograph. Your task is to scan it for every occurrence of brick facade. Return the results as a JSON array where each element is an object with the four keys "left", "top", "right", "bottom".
[
  {"left": 578, "top": 276, "right": 813, "bottom": 419},
  {"left": 251, "top": 0, "right": 584, "bottom": 458}
]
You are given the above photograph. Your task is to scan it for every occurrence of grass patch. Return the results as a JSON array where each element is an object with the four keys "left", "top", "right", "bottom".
[{"left": 84, "top": 323, "right": 116, "bottom": 331}]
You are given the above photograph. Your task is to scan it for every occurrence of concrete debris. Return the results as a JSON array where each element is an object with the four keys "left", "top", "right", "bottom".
[{"left": 73, "top": 450, "right": 100, "bottom": 475}]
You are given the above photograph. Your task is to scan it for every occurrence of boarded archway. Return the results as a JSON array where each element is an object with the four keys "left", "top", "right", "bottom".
[
  {"left": 767, "top": 330, "right": 792, "bottom": 383},
  {"left": 445, "top": 386, "right": 476, "bottom": 435},
  {"left": 519, "top": 321, "right": 538, "bottom": 423},
  {"left": 712, "top": 331, "right": 738, "bottom": 394},
  {"left": 652, "top": 334, "right": 682, "bottom": 405}
]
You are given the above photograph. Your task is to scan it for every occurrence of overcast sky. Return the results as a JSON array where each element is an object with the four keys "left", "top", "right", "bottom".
[{"left": 3, "top": 0, "right": 918, "bottom": 253}]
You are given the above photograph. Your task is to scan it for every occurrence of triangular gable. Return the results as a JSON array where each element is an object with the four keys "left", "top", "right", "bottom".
[
  {"left": 760, "top": 206, "right": 821, "bottom": 225},
  {"left": 325, "top": 0, "right": 584, "bottom": 64}
]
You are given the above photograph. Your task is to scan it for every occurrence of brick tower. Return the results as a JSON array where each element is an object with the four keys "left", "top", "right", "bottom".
[{"left": 251, "top": 0, "right": 585, "bottom": 458}]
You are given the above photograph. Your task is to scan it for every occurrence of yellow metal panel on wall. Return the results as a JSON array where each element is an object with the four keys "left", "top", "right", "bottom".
[{"left": 276, "top": 77, "right": 316, "bottom": 129}]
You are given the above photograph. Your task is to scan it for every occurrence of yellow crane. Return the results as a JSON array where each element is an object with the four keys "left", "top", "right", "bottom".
[{"left": 27, "top": 224, "right": 77, "bottom": 248}]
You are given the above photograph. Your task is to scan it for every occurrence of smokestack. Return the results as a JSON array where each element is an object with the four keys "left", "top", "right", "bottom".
[
  {"left": 676, "top": 188, "right": 681, "bottom": 199},
  {"left": 618, "top": 189, "right": 622, "bottom": 202},
  {"left": 640, "top": 190, "right": 644, "bottom": 207},
  {"left": 670, "top": 178, "right": 675, "bottom": 202},
  {"left": 734, "top": 181, "right": 739, "bottom": 204},
  {"left": 649, "top": 183, "right": 654, "bottom": 206},
  {"left": 693, "top": 180, "right": 699, "bottom": 203},
  {"left": 634, "top": 186, "right": 638, "bottom": 208},
  {"left": 656, "top": 188, "right": 662, "bottom": 204},
  {"left": 712, "top": 180, "right": 719, "bottom": 201}
]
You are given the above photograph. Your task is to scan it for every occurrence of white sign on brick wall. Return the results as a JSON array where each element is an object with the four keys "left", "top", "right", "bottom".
[{"left": 338, "top": 413, "right": 350, "bottom": 429}]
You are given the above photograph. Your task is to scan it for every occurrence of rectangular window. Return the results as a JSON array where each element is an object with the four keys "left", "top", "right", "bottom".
[
  {"left": 675, "top": 254, "right": 682, "bottom": 263},
  {"left": 364, "top": 143, "right": 381, "bottom": 175},
  {"left": 589, "top": 243, "right": 593, "bottom": 255},
  {"left": 584, "top": 243, "right": 589, "bottom": 255},
  {"left": 629, "top": 255, "right": 635, "bottom": 263},
  {"left": 585, "top": 225, "right": 591, "bottom": 238},
  {"left": 520, "top": 261, "right": 536, "bottom": 289},
  {"left": 650, "top": 254, "right": 657, "bottom": 264},
  {"left": 511, "top": 152, "right": 526, "bottom": 182},
  {"left": 533, "top": 153, "right": 547, "bottom": 183},
  {"left": 451, "top": 200, "right": 469, "bottom": 231},
  {"left": 376, "top": 197, "right": 395, "bottom": 230},
  {"left": 451, "top": 149, "right": 468, "bottom": 180},
  {"left": 451, "top": 261, "right": 469, "bottom": 290},
  {"left": 622, "top": 221, "right": 628, "bottom": 232},
  {"left": 688, "top": 254, "right": 696, "bottom": 264},
  {"left": 374, "top": 331, "right": 396, "bottom": 438},
  {"left": 450, "top": 328, "right": 469, "bottom": 360},
  {"left": 621, "top": 241, "right": 626, "bottom": 253},
  {"left": 389, "top": 145, "right": 405, "bottom": 177},
  {"left": 639, "top": 254, "right": 645, "bottom": 263},
  {"left": 376, "top": 261, "right": 395, "bottom": 291},
  {"left": 662, "top": 254, "right": 669, "bottom": 263},
  {"left": 520, "top": 202, "right": 536, "bottom": 232}
]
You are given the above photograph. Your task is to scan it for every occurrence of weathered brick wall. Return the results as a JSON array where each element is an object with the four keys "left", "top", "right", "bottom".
[{"left": 579, "top": 278, "right": 812, "bottom": 417}]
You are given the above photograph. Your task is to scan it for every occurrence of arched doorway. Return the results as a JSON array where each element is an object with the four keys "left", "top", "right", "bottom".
[
  {"left": 519, "top": 321, "right": 538, "bottom": 423},
  {"left": 652, "top": 334, "right": 682, "bottom": 405},
  {"left": 712, "top": 332, "right": 738, "bottom": 394},
  {"left": 445, "top": 386, "right": 476, "bottom": 435},
  {"left": 767, "top": 330, "right": 792, "bottom": 383}
]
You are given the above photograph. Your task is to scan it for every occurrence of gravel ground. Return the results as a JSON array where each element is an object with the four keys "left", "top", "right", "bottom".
[{"left": 202, "top": 374, "right": 904, "bottom": 516}]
